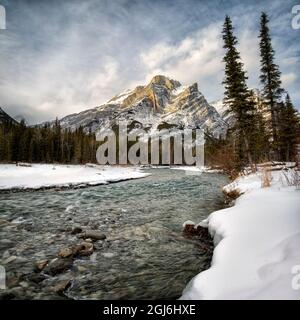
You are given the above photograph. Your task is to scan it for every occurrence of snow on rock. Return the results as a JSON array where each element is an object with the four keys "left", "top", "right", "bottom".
[
  {"left": 183, "top": 220, "right": 196, "bottom": 228},
  {"left": 0, "top": 164, "right": 150, "bottom": 191},
  {"left": 181, "top": 170, "right": 300, "bottom": 300}
]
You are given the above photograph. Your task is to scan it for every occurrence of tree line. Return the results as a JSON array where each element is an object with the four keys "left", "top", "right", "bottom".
[{"left": 0, "top": 119, "right": 98, "bottom": 163}]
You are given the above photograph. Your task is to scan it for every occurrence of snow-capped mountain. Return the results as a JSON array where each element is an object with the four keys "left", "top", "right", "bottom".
[
  {"left": 57, "top": 75, "right": 227, "bottom": 137},
  {"left": 0, "top": 107, "right": 18, "bottom": 124}
]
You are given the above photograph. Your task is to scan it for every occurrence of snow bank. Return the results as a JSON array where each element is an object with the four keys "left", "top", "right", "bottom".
[
  {"left": 0, "top": 164, "right": 150, "bottom": 191},
  {"left": 181, "top": 170, "right": 300, "bottom": 299}
]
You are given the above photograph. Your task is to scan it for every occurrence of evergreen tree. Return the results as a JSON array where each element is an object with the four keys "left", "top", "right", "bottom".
[
  {"left": 278, "top": 94, "right": 299, "bottom": 161},
  {"left": 259, "top": 12, "right": 284, "bottom": 158},
  {"left": 249, "top": 90, "right": 271, "bottom": 162},
  {"left": 222, "top": 15, "right": 256, "bottom": 169}
]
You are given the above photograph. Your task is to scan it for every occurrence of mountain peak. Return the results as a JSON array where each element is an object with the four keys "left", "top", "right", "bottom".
[
  {"left": 57, "top": 75, "right": 227, "bottom": 138},
  {"left": 186, "top": 82, "right": 198, "bottom": 93},
  {"left": 149, "top": 75, "right": 181, "bottom": 90}
]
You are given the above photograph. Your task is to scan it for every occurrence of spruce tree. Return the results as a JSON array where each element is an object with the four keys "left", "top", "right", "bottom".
[
  {"left": 222, "top": 15, "right": 256, "bottom": 169},
  {"left": 278, "top": 94, "right": 299, "bottom": 161},
  {"left": 259, "top": 12, "right": 284, "bottom": 159}
]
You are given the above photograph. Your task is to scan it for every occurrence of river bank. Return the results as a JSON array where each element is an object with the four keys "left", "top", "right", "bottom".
[
  {"left": 0, "top": 164, "right": 150, "bottom": 193},
  {"left": 181, "top": 168, "right": 300, "bottom": 299}
]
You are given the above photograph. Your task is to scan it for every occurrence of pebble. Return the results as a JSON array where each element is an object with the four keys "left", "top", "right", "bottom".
[
  {"left": 77, "top": 266, "right": 87, "bottom": 272},
  {"left": 19, "top": 281, "right": 29, "bottom": 288},
  {"left": 35, "top": 259, "right": 49, "bottom": 272},
  {"left": 3, "top": 255, "right": 17, "bottom": 264},
  {"left": 0, "top": 219, "right": 9, "bottom": 226},
  {"left": 71, "top": 226, "right": 83, "bottom": 235},
  {"left": 101, "top": 252, "right": 115, "bottom": 258},
  {"left": 81, "top": 230, "right": 106, "bottom": 241},
  {"left": 0, "top": 239, "right": 13, "bottom": 245},
  {"left": 2, "top": 250, "right": 10, "bottom": 259}
]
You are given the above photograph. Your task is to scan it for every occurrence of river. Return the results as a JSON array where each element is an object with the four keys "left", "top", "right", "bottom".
[{"left": 0, "top": 168, "right": 228, "bottom": 299}]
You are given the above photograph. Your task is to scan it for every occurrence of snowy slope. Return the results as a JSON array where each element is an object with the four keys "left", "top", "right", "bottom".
[
  {"left": 0, "top": 164, "right": 149, "bottom": 190},
  {"left": 181, "top": 170, "right": 300, "bottom": 300}
]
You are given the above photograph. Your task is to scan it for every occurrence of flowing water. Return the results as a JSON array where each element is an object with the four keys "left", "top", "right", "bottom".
[{"left": 0, "top": 169, "right": 228, "bottom": 300}]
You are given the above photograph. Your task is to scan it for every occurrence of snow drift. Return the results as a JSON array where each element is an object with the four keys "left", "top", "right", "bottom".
[{"left": 181, "top": 169, "right": 300, "bottom": 300}]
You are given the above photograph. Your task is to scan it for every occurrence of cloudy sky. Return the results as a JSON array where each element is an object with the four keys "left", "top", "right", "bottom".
[{"left": 0, "top": 0, "right": 299, "bottom": 124}]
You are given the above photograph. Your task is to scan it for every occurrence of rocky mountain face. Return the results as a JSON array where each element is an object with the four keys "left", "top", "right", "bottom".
[
  {"left": 58, "top": 75, "right": 227, "bottom": 137},
  {"left": 0, "top": 107, "right": 18, "bottom": 124}
]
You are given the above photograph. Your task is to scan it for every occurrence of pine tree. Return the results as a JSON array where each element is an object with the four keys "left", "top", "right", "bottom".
[
  {"left": 248, "top": 90, "right": 270, "bottom": 162},
  {"left": 222, "top": 15, "right": 256, "bottom": 169},
  {"left": 259, "top": 12, "right": 284, "bottom": 159},
  {"left": 278, "top": 94, "right": 299, "bottom": 161}
]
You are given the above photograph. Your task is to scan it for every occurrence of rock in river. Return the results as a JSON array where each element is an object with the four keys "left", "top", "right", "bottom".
[
  {"left": 58, "top": 242, "right": 94, "bottom": 258},
  {"left": 80, "top": 230, "right": 106, "bottom": 241},
  {"left": 73, "top": 242, "right": 94, "bottom": 257},
  {"left": 58, "top": 247, "right": 73, "bottom": 258},
  {"left": 43, "top": 258, "right": 73, "bottom": 276},
  {"left": 71, "top": 225, "right": 83, "bottom": 235},
  {"left": 35, "top": 259, "right": 49, "bottom": 272}
]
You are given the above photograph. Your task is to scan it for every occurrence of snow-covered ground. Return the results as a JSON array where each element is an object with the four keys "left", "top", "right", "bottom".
[
  {"left": 0, "top": 164, "right": 150, "bottom": 190},
  {"left": 181, "top": 169, "right": 300, "bottom": 299}
]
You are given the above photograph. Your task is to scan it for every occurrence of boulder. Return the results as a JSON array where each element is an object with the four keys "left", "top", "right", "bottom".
[
  {"left": 183, "top": 222, "right": 198, "bottom": 236},
  {"left": 58, "top": 247, "right": 73, "bottom": 258},
  {"left": 43, "top": 258, "right": 73, "bottom": 276},
  {"left": 73, "top": 242, "right": 93, "bottom": 256},
  {"left": 183, "top": 223, "right": 210, "bottom": 239},
  {"left": 35, "top": 259, "right": 49, "bottom": 272},
  {"left": 27, "top": 273, "right": 47, "bottom": 284},
  {"left": 52, "top": 279, "right": 72, "bottom": 294},
  {"left": 58, "top": 242, "right": 94, "bottom": 259}
]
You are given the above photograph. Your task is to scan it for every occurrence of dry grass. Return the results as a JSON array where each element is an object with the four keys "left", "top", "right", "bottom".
[
  {"left": 280, "top": 169, "right": 300, "bottom": 189},
  {"left": 261, "top": 167, "right": 272, "bottom": 188}
]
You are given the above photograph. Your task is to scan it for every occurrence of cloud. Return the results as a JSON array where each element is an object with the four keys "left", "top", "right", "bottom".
[
  {"left": 282, "top": 72, "right": 298, "bottom": 87},
  {"left": 0, "top": 0, "right": 299, "bottom": 124},
  {"left": 140, "top": 24, "right": 224, "bottom": 99}
]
